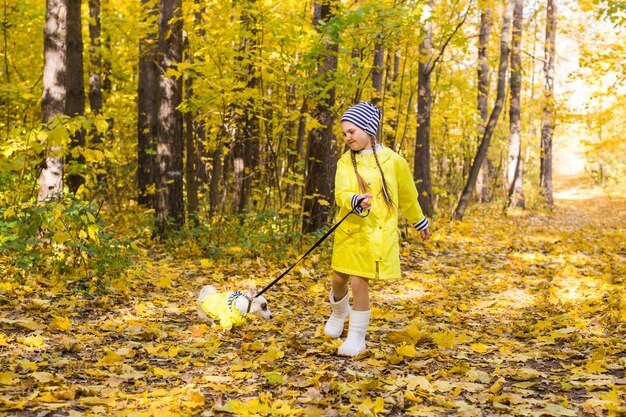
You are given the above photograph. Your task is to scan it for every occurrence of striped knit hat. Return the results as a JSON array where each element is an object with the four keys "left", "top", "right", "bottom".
[{"left": 340, "top": 102, "right": 382, "bottom": 137}]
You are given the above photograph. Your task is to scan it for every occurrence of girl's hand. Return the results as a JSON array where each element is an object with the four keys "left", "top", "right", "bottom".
[
  {"left": 359, "top": 193, "right": 373, "bottom": 210},
  {"left": 419, "top": 228, "right": 430, "bottom": 241}
]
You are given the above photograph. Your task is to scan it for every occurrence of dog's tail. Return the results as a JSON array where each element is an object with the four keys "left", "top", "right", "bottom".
[{"left": 197, "top": 285, "right": 217, "bottom": 303}]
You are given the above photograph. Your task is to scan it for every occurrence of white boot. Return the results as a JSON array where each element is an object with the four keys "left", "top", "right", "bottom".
[
  {"left": 338, "top": 310, "right": 371, "bottom": 357},
  {"left": 324, "top": 290, "right": 351, "bottom": 339}
]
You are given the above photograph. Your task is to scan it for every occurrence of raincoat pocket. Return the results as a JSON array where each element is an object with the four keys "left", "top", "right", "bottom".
[
  {"left": 338, "top": 221, "right": 361, "bottom": 235},
  {"left": 334, "top": 217, "right": 362, "bottom": 250}
]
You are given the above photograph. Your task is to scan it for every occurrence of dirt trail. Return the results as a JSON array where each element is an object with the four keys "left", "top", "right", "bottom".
[{"left": 554, "top": 174, "right": 626, "bottom": 228}]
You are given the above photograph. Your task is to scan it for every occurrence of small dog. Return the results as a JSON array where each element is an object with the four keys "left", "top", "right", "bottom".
[{"left": 196, "top": 285, "right": 272, "bottom": 330}]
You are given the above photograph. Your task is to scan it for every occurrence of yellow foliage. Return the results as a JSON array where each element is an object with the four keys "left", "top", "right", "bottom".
[
  {"left": 49, "top": 315, "right": 71, "bottom": 332},
  {"left": 19, "top": 334, "right": 44, "bottom": 347},
  {"left": 431, "top": 330, "right": 457, "bottom": 348}
]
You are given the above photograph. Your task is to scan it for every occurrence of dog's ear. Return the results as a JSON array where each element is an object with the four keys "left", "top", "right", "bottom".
[{"left": 246, "top": 288, "right": 256, "bottom": 299}]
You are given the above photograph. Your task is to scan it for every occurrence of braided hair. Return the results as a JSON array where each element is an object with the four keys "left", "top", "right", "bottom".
[{"left": 370, "top": 135, "right": 394, "bottom": 209}]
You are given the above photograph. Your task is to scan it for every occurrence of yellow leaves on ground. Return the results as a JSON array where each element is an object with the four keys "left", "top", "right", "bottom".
[
  {"left": 470, "top": 342, "right": 488, "bottom": 353},
  {"left": 18, "top": 333, "right": 44, "bottom": 347},
  {"left": 96, "top": 349, "right": 125, "bottom": 366},
  {"left": 1, "top": 189, "right": 626, "bottom": 415},
  {"left": 0, "top": 372, "right": 18, "bottom": 386},
  {"left": 396, "top": 343, "right": 419, "bottom": 358},
  {"left": 221, "top": 397, "right": 300, "bottom": 416},
  {"left": 151, "top": 366, "right": 179, "bottom": 378},
  {"left": 49, "top": 315, "right": 71, "bottom": 331},
  {"left": 355, "top": 396, "right": 386, "bottom": 415}
]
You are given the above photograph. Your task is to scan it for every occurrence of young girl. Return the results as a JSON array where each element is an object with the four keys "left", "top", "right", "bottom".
[{"left": 325, "top": 101, "right": 430, "bottom": 357}]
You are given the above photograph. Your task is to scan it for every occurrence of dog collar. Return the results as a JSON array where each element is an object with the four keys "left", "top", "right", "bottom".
[
  {"left": 228, "top": 291, "right": 253, "bottom": 315},
  {"left": 228, "top": 291, "right": 243, "bottom": 312}
]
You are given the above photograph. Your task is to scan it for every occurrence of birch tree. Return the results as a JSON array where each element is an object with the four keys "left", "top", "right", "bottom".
[
  {"left": 540, "top": 0, "right": 556, "bottom": 206},
  {"left": 39, "top": 0, "right": 67, "bottom": 202},
  {"left": 505, "top": 0, "right": 525, "bottom": 210},
  {"left": 475, "top": 1, "right": 492, "bottom": 202}
]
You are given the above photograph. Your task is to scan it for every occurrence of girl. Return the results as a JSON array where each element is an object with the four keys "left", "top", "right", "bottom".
[{"left": 325, "top": 102, "right": 430, "bottom": 357}]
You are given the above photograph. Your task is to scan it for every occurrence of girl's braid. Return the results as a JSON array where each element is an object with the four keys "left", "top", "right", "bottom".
[
  {"left": 351, "top": 150, "right": 369, "bottom": 194},
  {"left": 371, "top": 135, "right": 394, "bottom": 208}
]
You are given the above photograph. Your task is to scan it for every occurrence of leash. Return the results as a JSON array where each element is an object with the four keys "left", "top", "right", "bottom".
[{"left": 255, "top": 201, "right": 368, "bottom": 298}]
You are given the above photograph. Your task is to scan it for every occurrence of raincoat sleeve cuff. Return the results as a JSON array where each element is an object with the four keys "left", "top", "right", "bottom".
[
  {"left": 413, "top": 217, "right": 429, "bottom": 231},
  {"left": 351, "top": 194, "right": 365, "bottom": 214}
]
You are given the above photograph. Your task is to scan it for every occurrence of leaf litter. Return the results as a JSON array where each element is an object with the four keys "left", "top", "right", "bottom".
[{"left": 0, "top": 189, "right": 625, "bottom": 416}]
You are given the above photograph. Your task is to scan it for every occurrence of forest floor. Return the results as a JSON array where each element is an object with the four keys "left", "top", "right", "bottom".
[{"left": 1, "top": 174, "right": 626, "bottom": 416}]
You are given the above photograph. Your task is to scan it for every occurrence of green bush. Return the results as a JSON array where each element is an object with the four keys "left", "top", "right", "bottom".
[{"left": 0, "top": 195, "right": 133, "bottom": 289}]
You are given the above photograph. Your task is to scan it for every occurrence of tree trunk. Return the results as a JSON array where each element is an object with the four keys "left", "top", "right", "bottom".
[
  {"left": 137, "top": 0, "right": 158, "bottom": 207},
  {"left": 453, "top": 0, "right": 515, "bottom": 221},
  {"left": 475, "top": 5, "right": 492, "bottom": 203},
  {"left": 155, "top": 0, "right": 184, "bottom": 232},
  {"left": 39, "top": 0, "right": 67, "bottom": 202},
  {"left": 183, "top": 34, "right": 199, "bottom": 224},
  {"left": 506, "top": 0, "right": 525, "bottom": 210},
  {"left": 208, "top": 137, "right": 224, "bottom": 218},
  {"left": 227, "top": 0, "right": 261, "bottom": 214},
  {"left": 302, "top": 1, "right": 338, "bottom": 233},
  {"left": 351, "top": 48, "right": 362, "bottom": 103},
  {"left": 371, "top": 39, "right": 384, "bottom": 106},
  {"left": 540, "top": 0, "right": 556, "bottom": 207},
  {"left": 192, "top": 0, "right": 208, "bottom": 186},
  {"left": 65, "top": 0, "right": 85, "bottom": 194},
  {"left": 414, "top": 0, "right": 435, "bottom": 217},
  {"left": 285, "top": 85, "right": 306, "bottom": 208},
  {"left": 239, "top": 2, "right": 261, "bottom": 213},
  {"left": 88, "top": 0, "right": 103, "bottom": 142}
]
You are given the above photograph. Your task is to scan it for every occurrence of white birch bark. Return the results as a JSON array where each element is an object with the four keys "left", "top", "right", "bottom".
[{"left": 39, "top": 0, "right": 67, "bottom": 201}]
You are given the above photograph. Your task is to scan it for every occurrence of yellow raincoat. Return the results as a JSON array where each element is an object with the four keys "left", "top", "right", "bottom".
[
  {"left": 331, "top": 146, "right": 428, "bottom": 280},
  {"left": 199, "top": 291, "right": 247, "bottom": 330}
]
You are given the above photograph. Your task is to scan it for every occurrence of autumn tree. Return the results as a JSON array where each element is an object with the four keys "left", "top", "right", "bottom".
[
  {"left": 137, "top": 0, "right": 158, "bottom": 208},
  {"left": 453, "top": 0, "right": 515, "bottom": 221},
  {"left": 181, "top": 1, "right": 208, "bottom": 223},
  {"left": 414, "top": 1, "right": 471, "bottom": 217},
  {"left": 475, "top": 1, "right": 492, "bottom": 202},
  {"left": 540, "top": 0, "right": 556, "bottom": 206},
  {"left": 231, "top": 0, "right": 261, "bottom": 213},
  {"left": 371, "top": 37, "right": 385, "bottom": 106},
  {"left": 155, "top": 0, "right": 184, "bottom": 231},
  {"left": 65, "top": 0, "right": 86, "bottom": 194},
  {"left": 302, "top": 1, "right": 339, "bottom": 233},
  {"left": 39, "top": 0, "right": 67, "bottom": 202},
  {"left": 414, "top": 0, "right": 435, "bottom": 218},
  {"left": 88, "top": 0, "right": 103, "bottom": 143},
  {"left": 505, "top": 0, "right": 524, "bottom": 210}
]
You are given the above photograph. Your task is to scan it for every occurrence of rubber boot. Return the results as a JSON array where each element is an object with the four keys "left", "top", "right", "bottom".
[
  {"left": 324, "top": 290, "right": 351, "bottom": 339},
  {"left": 337, "top": 310, "right": 371, "bottom": 357}
]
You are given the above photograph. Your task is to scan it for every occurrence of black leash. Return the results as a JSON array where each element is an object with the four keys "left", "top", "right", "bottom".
[{"left": 255, "top": 203, "right": 368, "bottom": 298}]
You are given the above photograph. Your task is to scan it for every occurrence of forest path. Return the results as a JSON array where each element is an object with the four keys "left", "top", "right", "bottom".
[{"left": 550, "top": 171, "right": 626, "bottom": 250}]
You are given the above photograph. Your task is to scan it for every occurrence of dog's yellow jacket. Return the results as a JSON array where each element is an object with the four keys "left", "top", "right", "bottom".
[{"left": 199, "top": 291, "right": 247, "bottom": 330}]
